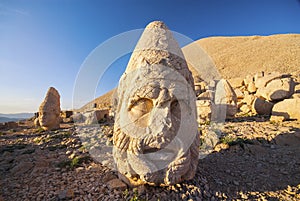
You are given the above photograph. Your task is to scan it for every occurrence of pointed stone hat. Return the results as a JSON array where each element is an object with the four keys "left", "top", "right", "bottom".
[
  {"left": 39, "top": 87, "right": 60, "bottom": 111},
  {"left": 125, "top": 21, "right": 194, "bottom": 88}
]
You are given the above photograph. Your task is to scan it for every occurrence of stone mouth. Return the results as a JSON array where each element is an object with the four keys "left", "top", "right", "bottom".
[{"left": 143, "top": 147, "right": 177, "bottom": 163}]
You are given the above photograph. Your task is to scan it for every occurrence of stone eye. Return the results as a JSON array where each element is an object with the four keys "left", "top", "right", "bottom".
[
  {"left": 130, "top": 98, "right": 153, "bottom": 115},
  {"left": 129, "top": 98, "right": 153, "bottom": 127},
  {"left": 171, "top": 100, "right": 179, "bottom": 113}
]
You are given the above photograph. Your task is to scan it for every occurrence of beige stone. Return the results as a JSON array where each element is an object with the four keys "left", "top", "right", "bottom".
[
  {"left": 228, "top": 77, "right": 244, "bottom": 88},
  {"left": 271, "top": 98, "right": 300, "bottom": 121},
  {"left": 254, "top": 72, "right": 281, "bottom": 89},
  {"left": 256, "top": 77, "right": 294, "bottom": 101},
  {"left": 214, "top": 79, "right": 238, "bottom": 119},
  {"left": 196, "top": 91, "right": 214, "bottom": 124},
  {"left": 244, "top": 75, "right": 254, "bottom": 86},
  {"left": 292, "top": 93, "right": 300, "bottom": 99},
  {"left": 38, "top": 87, "right": 61, "bottom": 130},
  {"left": 240, "top": 104, "right": 251, "bottom": 113},
  {"left": 295, "top": 83, "right": 300, "bottom": 93},
  {"left": 234, "top": 88, "right": 244, "bottom": 99},
  {"left": 242, "top": 93, "right": 255, "bottom": 105},
  {"left": 194, "top": 81, "right": 207, "bottom": 96},
  {"left": 252, "top": 97, "right": 273, "bottom": 115},
  {"left": 247, "top": 82, "right": 257, "bottom": 93},
  {"left": 34, "top": 118, "right": 40, "bottom": 127},
  {"left": 84, "top": 109, "right": 110, "bottom": 124},
  {"left": 113, "top": 21, "right": 199, "bottom": 186},
  {"left": 270, "top": 115, "right": 285, "bottom": 122},
  {"left": 254, "top": 71, "right": 264, "bottom": 82}
]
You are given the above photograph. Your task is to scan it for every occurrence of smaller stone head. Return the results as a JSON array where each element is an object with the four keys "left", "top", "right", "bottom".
[{"left": 38, "top": 87, "right": 61, "bottom": 130}]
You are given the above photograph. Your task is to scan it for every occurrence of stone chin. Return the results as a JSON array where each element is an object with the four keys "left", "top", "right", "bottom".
[
  {"left": 113, "top": 128, "right": 199, "bottom": 186},
  {"left": 40, "top": 120, "right": 60, "bottom": 131}
]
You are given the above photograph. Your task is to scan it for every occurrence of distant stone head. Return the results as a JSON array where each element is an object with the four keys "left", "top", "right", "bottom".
[{"left": 38, "top": 87, "right": 61, "bottom": 130}]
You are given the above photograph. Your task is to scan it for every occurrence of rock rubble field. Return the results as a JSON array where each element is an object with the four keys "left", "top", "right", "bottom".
[{"left": 1, "top": 117, "right": 300, "bottom": 200}]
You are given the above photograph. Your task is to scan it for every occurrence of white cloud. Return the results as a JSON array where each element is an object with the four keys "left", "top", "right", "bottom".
[{"left": 0, "top": 4, "right": 29, "bottom": 16}]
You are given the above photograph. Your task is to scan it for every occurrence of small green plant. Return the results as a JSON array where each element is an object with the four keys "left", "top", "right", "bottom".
[
  {"left": 70, "top": 156, "right": 80, "bottom": 168},
  {"left": 270, "top": 120, "right": 280, "bottom": 126},
  {"left": 79, "top": 145, "right": 87, "bottom": 152},
  {"left": 220, "top": 136, "right": 237, "bottom": 145},
  {"left": 15, "top": 139, "right": 23, "bottom": 144},
  {"left": 123, "top": 188, "right": 144, "bottom": 201},
  {"left": 220, "top": 136, "right": 253, "bottom": 147},
  {"left": 57, "top": 155, "right": 92, "bottom": 169},
  {"left": 34, "top": 127, "right": 45, "bottom": 133},
  {"left": 123, "top": 189, "right": 129, "bottom": 198}
]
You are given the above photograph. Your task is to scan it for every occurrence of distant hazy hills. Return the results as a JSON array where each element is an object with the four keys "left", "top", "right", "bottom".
[
  {"left": 0, "top": 113, "right": 34, "bottom": 123},
  {"left": 81, "top": 33, "right": 300, "bottom": 110}
]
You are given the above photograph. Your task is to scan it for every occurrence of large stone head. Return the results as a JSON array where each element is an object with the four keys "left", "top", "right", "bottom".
[
  {"left": 38, "top": 87, "right": 61, "bottom": 130},
  {"left": 113, "top": 21, "right": 199, "bottom": 186}
]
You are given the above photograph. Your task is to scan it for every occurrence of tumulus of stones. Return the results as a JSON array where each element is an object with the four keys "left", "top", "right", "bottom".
[
  {"left": 38, "top": 87, "right": 61, "bottom": 130},
  {"left": 113, "top": 21, "right": 199, "bottom": 186}
]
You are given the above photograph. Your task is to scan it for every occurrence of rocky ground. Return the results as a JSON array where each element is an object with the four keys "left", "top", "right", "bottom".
[{"left": 1, "top": 116, "right": 300, "bottom": 201}]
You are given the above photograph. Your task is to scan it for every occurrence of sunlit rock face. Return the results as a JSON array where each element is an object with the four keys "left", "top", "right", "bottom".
[
  {"left": 38, "top": 87, "right": 61, "bottom": 130},
  {"left": 113, "top": 21, "right": 199, "bottom": 186}
]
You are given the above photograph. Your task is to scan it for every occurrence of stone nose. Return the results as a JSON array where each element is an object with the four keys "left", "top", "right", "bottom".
[
  {"left": 148, "top": 105, "right": 172, "bottom": 133},
  {"left": 156, "top": 88, "right": 171, "bottom": 107}
]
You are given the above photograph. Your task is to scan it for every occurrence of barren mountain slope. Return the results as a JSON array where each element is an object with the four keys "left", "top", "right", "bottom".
[
  {"left": 79, "top": 88, "right": 116, "bottom": 111},
  {"left": 183, "top": 34, "right": 300, "bottom": 79}
]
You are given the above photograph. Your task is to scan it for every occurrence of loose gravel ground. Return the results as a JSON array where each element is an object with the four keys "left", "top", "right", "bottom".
[{"left": 0, "top": 117, "right": 300, "bottom": 200}]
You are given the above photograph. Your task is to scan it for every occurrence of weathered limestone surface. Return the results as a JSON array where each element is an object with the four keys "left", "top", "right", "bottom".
[
  {"left": 256, "top": 77, "right": 295, "bottom": 101},
  {"left": 271, "top": 98, "right": 300, "bottom": 121},
  {"left": 254, "top": 72, "right": 281, "bottom": 89},
  {"left": 38, "top": 87, "right": 61, "bottom": 130},
  {"left": 214, "top": 79, "right": 238, "bottom": 119},
  {"left": 196, "top": 91, "right": 214, "bottom": 124},
  {"left": 113, "top": 21, "right": 199, "bottom": 186}
]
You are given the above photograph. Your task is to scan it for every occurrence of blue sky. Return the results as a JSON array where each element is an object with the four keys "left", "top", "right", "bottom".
[{"left": 0, "top": 0, "right": 300, "bottom": 113}]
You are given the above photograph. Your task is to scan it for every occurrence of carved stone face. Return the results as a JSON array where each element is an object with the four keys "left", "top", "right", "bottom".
[
  {"left": 113, "top": 64, "right": 199, "bottom": 186},
  {"left": 113, "top": 21, "right": 199, "bottom": 186},
  {"left": 39, "top": 109, "right": 60, "bottom": 128}
]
